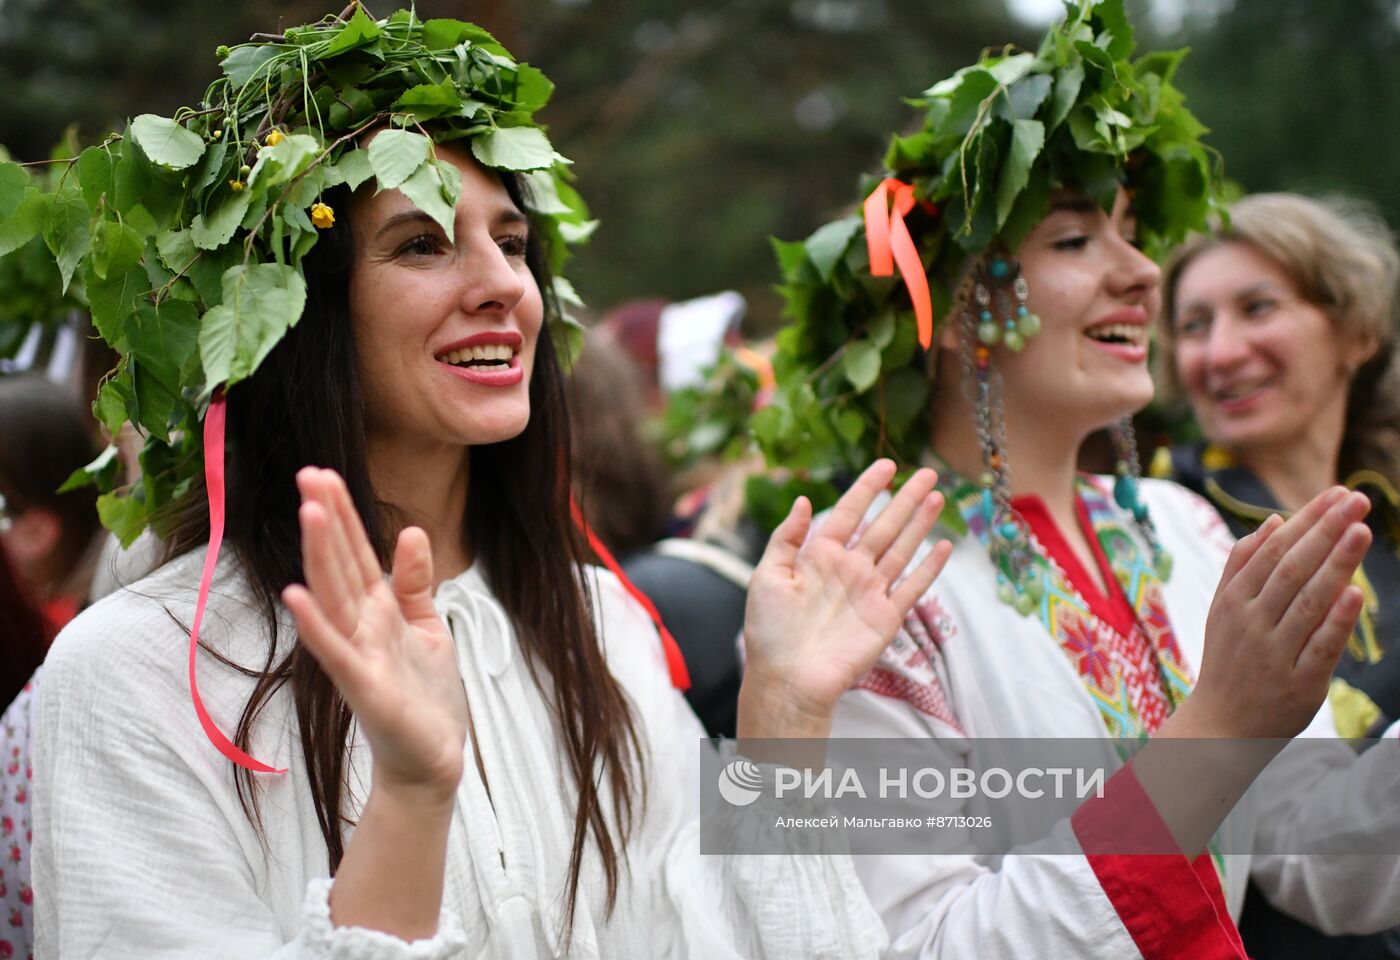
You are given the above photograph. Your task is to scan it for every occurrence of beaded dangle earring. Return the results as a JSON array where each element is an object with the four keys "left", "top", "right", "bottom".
[
  {"left": 957, "top": 271, "right": 1045, "bottom": 617},
  {"left": 972, "top": 254, "right": 1042, "bottom": 353},
  {"left": 1109, "top": 418, "right": 1174, "bottom": 580}
]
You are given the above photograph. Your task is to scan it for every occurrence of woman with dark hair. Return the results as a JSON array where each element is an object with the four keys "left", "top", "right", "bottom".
[
  {"left": 1156, "top": 192, "right": 1400, "bottom": 959},
  {"left": 0, "top": 374, "right": 102, "bottom": 633},
  {"left": 27, "top": 11, "right": 947, "bottom": 958}
]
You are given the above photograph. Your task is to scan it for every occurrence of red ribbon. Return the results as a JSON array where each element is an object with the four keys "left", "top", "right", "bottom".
[
  {"left": 569, "top": 494, "right": 692, "bottom": 691},
  {"left": 190, "top": 402, "right": 689, "bottom": 771},
  {"left": 863, "top": 178, "right": 933, "bottom": 349},
  {"left": 190, "top": 395, "right": 286, "bottom": 774}
]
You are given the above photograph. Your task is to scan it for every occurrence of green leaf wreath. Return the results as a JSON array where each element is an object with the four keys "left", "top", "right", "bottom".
[
  {"left": 0, "top": 4, "right": 593, "bottom": 545},
  {"left": 747, "top": 0, "right": 1220, "bottom": 516}
]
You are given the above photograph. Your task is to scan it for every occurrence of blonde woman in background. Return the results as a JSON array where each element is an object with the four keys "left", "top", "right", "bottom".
[{"left": 1156, "top": 191, "right": 1400, "bottom": 960}]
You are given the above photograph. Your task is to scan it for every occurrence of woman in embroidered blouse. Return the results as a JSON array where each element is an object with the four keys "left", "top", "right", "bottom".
[
  {"left": 1155, "top": 191, "right": 1400, "bottom": 960},
  {"left": 760, "top": 5, "right": 1400, "bottom": 958},
  {"left": 29, "top": 22, "right": 955, "bottom": 960}
]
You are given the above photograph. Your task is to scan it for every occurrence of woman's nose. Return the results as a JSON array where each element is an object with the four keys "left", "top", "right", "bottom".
[
  {"left": 1109, "top": 241, "right": 1162, "bottom": 300},
  {"left": 459, "top": 240, "right": 526, "bottom": 315},
  {"left": 1205, "top": 314, "right": 1251, "bottom": 369}
]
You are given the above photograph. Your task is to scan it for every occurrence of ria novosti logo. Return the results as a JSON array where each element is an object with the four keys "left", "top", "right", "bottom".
[{"left": 717, "top": 758, "right": 765, "bottom": 807}]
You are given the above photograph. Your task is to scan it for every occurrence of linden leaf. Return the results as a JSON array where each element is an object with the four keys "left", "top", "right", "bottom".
[
  {"left": 367, "top": 129, "right": 430, "bottom": 191},
  {"left": 1047, "top": 61, "right": 1085, "bottom": 131},
  {"left": 392, "top": 81, "right": 462, "bottom": 121},
  {"left": 324, "top": 6, "right": 382, "bottom": 57},
  {"left": 42, "top": 187, "right": 91, "bottom": 293},
  {"left": 422, "top": 18, "right": 502, "bottom": 54},
  {"left": 510, "top": 64, "right": 555, "bottom": 114},
  {"left": 397, "top": 159, "right": 462, "bottom": 241},
  {"left": 520, "top": 170, "right": 572, "bottom": 216},
  {"left": 97, "top": 490, "right": 148, "bottom": 548},
  {"left": 85, "top": 262, "right": 149, "bottom": 348},
  {"left": 0, "top": 187, "right": 44, "bottom": 260},
  {"left": 325, "top": 147, "right": 374, "bottom": 191},
  {"left": 248, "top": 134, "right": 321, "bottom": 190},
  {"left": 470, "top": 126, "right": 556, "bottom": 172},
  {"left": 221, "top": 45, "right": 280, "bottom": 90},
  {"left": 198, "top": 262, "right": 307, "bottom": 389},
  {"left": 842, "top": 340, "right": 881, "bottom": 392},
  {"left": 58, "top": 444, "right": 120, "bottom": 494},
  {"left": 155, "top": 227, "right": 198, "bottom": 274},
  {"left": 805, "top": 217, "right": 862, "bottom": 281},
  {"left": 127, "top": 299, "right": 200, "bottom": 392},
  {"left": 190, "top": 188, "right": 253, "bottom": 251},
  {"left": 75, "top": 147, "right": 118, "bottom": 209},
  {"left": 131, "top": 114, "right": 206, "bottom": 171},
  {"left": 1091, "top": 0, "right": 1136, "bottom": 61},
  {"left": 94, "top": 371, "right": 135, "bottom": 437},
  {"left": 995, "top": 118, "right": 1045, "bottom": 230},
  {"left": 91, "top": 218, "right": 145, "bottom": 282},
  {"left": 0, "top": 161, "right": 29, "bottom": 221},
  {"left": 131, "top": 360, "right": 178, "bottom": 441}
]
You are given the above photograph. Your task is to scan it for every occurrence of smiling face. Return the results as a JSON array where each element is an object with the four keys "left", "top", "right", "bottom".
[
  {"left": 1169, "top": 240, "right": 1361, "bottom": 457},
  {"left": 989, "top": 189, "right": 1161, "bottom": 438},
  {"left": 348, "top": 142, "right": 544, "bottom": 456}
]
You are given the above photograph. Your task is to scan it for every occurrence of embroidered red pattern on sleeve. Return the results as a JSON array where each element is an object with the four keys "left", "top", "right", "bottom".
[{"left": 854, "top": 597, "right": 965, "bottom": 734}]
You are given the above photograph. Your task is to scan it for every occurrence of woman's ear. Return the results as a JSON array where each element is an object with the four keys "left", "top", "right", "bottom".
[
  {"left": 937, "top": 319, "right": 960, "bottom": 352},
  {"left": 1343, "top": 330, "right": 1383, "bottom": 375}
]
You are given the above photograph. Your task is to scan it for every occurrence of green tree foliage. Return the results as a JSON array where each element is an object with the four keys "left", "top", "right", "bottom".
[
  {"left": 1160, "top": 0, "right": 1400, "bottom": 229},
  {"left": 0, "top": 0, "right": 1029, "bottom": 322}
]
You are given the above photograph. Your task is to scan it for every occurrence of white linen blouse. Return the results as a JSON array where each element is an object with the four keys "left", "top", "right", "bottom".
[{"left": 33, "top": 551, "right": 886, "bottom": 959}]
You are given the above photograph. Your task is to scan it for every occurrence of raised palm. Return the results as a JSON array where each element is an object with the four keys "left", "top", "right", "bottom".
[
  {"left": 743, "top": 460, "right": 952, "bottom": 717},
  {"left": 281, "top": 467, "right": 468, "bottom": 795}
]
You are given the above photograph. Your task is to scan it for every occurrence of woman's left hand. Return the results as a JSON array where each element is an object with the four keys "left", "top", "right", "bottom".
[{"left": 738, "top": 459, "right": 952, "bottom": 739}]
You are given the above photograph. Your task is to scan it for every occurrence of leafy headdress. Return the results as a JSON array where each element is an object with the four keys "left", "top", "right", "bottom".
[
  {"left": 1, "top": 4, "right": 591, "bottom": 543},
  {"left": 760, "top": 0, "right": 1216, "bottom": 482},
  {"left": 0, "top": 5, "right": 688, "bottom": 771},
  {"left": 758, "top": 0, "right": 1218, "bottom": 610}
]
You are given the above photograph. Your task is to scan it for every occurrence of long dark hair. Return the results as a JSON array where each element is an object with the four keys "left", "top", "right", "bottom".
[
  {"left": 0, "top": 540, "right": 49, "bottom": 706},
  {"left": 159, "top": 171, "right": 643, "bottom": 928}
]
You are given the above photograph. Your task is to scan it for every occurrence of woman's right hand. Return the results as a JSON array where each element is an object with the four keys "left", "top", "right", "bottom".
[
  {"left": 1188, "top": 485, "right": 1372, "bottom": 740},
  {"left": 281, "top": 467, "right": 469, "bottom": 801}
]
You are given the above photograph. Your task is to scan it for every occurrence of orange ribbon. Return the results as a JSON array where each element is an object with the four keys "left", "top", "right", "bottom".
[{"left": 863, "top": 178, "right": 933, "bottom": 349}]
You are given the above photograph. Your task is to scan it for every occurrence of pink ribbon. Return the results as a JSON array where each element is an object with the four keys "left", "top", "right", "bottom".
[{"left": 190, "top": 395, "right": 286, "bottom": 774}]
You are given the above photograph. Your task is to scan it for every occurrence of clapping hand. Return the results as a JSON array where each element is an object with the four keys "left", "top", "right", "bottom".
[
  {"left": 281, "top": 467, "right": 468, "bottom": 799},
  {"left": 739, "top": 460, "right": 953, "bottom": 740},
  {"left": 1190, "top": 485, "right": 1372, "bottom": 740}
]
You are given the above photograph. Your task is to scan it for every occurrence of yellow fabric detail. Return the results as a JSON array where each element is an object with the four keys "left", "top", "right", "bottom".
[
  {"left": 1346, "top": 565, "right": 1383, "bottom": 664},
  {"left": 1148, "top": 446, "right": 1173, "bottom": 480},
  {"left": 1329, "top": 676, "right": 1383, "bottom": 742},
  {"left": 1201, "top": 444, "right": 1237, "bottom": 471}
]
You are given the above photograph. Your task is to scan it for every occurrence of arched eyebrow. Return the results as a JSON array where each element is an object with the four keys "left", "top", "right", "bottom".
[{"left": 1234, "top": 280, "right": 1286, "bottom": 301}]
